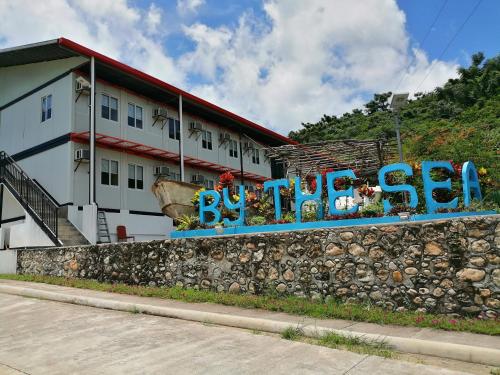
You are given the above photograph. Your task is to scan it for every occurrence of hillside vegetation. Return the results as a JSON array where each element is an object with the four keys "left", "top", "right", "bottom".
[{"left": 289, "top": 53, "right": 499, "bottom": 204}]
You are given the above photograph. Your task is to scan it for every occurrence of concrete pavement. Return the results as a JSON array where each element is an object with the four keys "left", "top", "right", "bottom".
[
  {"left": 0, "top": 279, "right": 499, "bottom": 366},
  {"left": 0, "top": 292, "right": 479, "bottom": 375}
]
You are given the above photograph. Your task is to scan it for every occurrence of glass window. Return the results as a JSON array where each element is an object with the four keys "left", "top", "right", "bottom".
[
  {"left": 101, "top": 159, "right": 110, "bottom": 185},
  {"left": 128, "top": 164, "right": 144, "bottom": 190},
  {"left": 229, "top": 140, "right": 238, "bottom": 158},
  {"left": 101, "top": 94, "right": 109, "bottom": 119},
  {"left": 202, "top": 130, "right": 212, "bottom": 150},
  {"left": 41, "top": 94, "right": 52, "bottom": 122},
  {"left": 128, "top": 104, "right": 135, "bottom": 127},
  {"left": 204, "top": 179, "right": 214, "bottom": 189},
  {"left": 136, "top": 106, "right": 143, "bottom": 129},
  {"left": 102, "top": 94, "right": 118, "bottom": 121},
  {"left": 110, "top": 160, "right": 119, "bottom": 186},
  {"left": 128, "top": 164, "right": 136, "bottom": 189},
  {"left": 169, "top": 118, "right": 181, "bottom": 140},
  {"left": 252, "top": 149, "right": 260, "bottom": 164},
  {"left": 128, "top": 103, "right": 143, "bottom": 129},
  {"left": 110, "top": 97, "right": 118, "bottom": 121}
]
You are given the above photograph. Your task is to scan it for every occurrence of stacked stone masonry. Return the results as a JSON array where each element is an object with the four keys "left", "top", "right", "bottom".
[{"left": 17, "top": 216, "right": 500, "bottom": 318}]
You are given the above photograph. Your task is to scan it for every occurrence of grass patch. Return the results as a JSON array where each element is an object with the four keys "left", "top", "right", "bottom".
[
  {"left": 281, "top": 326, "right": 394, "bottom": 358},
  {"left": 1, "top": 274, "right": 499, "bottom": 336},
  {"left": 318, "top": 332, "right": 394, "bottom": 358},
  {"left": 281, "top": 326, "right": 303, "bottom": 340},
  {"left": 491, "top": 368, "right": 500, "bottom": 375}
]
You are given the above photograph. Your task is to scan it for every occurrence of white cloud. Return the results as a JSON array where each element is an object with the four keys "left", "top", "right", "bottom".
[
  {"left": 180, "top": 0, "right": 458, "bottom": 133},
  {"left": 0, "top": 0, "right": 459, "bottom": 135},
  {"left": 177, "top": 0, "right": 205, "bottom": 15},
  {"left": 0, "top": 0, "right": 183, "bottom": 86}
]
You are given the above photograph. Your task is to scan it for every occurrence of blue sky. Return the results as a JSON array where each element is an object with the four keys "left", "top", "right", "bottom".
[
  {"left": 398, "top": 0, "right": 499, "bottom": 64},
  {"left": 1, "top": 0, "right": 498, "bottom": 134}
]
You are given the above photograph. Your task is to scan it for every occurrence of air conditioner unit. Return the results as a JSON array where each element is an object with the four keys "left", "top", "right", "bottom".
[
  {"left": 191, "top": 174, "right": 205, "bottom": 184},
  {"left": 189, "top": 121, "right": 203, "bottom": 132},
  {"left": 153, "top": 108, "right": 168, "bottom": 119},
  {"left": 154, "top": 166, "right": 170, "bottom": 176},
  {"left": 219, "top": 132, "right": 231, "bottom": 142},
  {"left": 244, "top": 142, "right": 255, "bottom": 150},
  {"left": 74, "top": 149, "right": 90, "bottom": 162},
  {"left": 75, "top": 77, "right": 91, "bottom": 94}
]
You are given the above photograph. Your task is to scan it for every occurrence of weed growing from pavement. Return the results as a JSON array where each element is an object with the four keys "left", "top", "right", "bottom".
[
  {"left": 281, "top": 326, "right": 303, "bottom": 340},
  {"left": 1, "top": 274, "right": 498, "bottom": 336},
  {"left": 280, "top": 326, "right": 394, "bottom": 358}
]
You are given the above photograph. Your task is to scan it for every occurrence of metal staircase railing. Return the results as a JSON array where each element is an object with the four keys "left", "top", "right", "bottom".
[{"left": 0, "top": 151, "right": 60, "bottom": 245}]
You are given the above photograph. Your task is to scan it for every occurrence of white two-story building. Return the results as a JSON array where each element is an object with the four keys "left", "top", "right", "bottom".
[{"left": 0, "top": 38, "right": 293, "bottom": 248}]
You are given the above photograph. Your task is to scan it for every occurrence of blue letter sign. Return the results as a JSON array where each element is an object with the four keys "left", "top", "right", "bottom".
[
  {"left": 326, "top": 170, "right": 359, "bottom": 216},
  {"left": 199, "top": 190, "right": 221, "bottom": 226},
  {"left": 378, "top": 163, "right": 418, "bottom": 213},
  {"left": 421, "top": 161, "right": 458, "bottom": 214},
  {"left": 264, "top": 178, "right": 289, "bottom": 220},
  {"left": 462, "top": 161, "right": 482, "bottom": 206},
  {"left": 295, "top": 175, "right": 323, "bottom": 223}
]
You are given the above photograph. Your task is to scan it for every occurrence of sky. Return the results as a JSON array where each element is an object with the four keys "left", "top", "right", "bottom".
[{"left": 0, "top": 0, "right": 498, "bottom": 135}]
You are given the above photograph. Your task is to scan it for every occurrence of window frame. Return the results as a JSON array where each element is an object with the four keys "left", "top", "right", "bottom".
[
  {"left": 128, "top": 163, "right": 144, "bottom": 190},
  {"left": 41, "top": 94, "right": 52, "bottom": 123},
  {"left": 127, "top": 103, "right": 143, "bottom": 129},
  {"left": 101, "top": 93, "right": 118, "bottom": 122},
  {"left": 251, "top": 148, "right": 260, "bottom": 164},
  {"left": 229, "top": 139, "right": 239, "bottom": 158},
  {"left": 202, "top": 129, "right": 213, "bottom": 150},
  {"left": 168, "top": 118, "right": 181, "bottom": 140},
  {"left": 101, "top": 158, "right": 120, "bottom": 187}
]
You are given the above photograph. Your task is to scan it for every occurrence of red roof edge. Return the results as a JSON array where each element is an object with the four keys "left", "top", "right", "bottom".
[{"left": 58, "top": 37, "right": 297, "bottom": 145}]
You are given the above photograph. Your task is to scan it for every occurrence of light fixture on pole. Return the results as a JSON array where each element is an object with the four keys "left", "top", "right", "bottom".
[{"left": 390, "top": 93, "right": 409, "bottom": 163}]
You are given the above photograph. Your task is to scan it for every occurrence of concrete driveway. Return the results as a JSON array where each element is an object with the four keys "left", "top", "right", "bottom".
[{"left": 0, "top": 293, "right": 472, "bottom": 375}]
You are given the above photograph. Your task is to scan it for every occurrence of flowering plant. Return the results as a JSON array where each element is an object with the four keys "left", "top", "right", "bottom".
[
  {"left": 219, "top": 171, "right": 235, "bottom": 187},
  {"left": 358, "top": 184, "right": 375, "bottom": 198}
]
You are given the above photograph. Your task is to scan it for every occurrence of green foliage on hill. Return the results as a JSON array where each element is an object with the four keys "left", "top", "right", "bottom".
[{"left": 289, "top": 53, "right": 500, "bottom": 204}]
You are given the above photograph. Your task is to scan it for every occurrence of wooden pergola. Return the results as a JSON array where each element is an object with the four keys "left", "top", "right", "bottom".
[{"left": 265, "top": 139, "right": 397, "bottom": 179}]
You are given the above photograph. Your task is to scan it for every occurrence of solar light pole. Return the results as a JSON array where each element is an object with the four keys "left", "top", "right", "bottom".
[{"left": 390, "top": 93, "right": 409, "bottom": 163}]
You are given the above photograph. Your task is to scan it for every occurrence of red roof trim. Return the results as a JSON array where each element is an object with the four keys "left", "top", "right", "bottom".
[{"left": 59, "top": 37, "right": 296, "bottom": 145}]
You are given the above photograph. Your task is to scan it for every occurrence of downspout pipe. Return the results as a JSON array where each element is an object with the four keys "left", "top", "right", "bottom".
[
  {"left": 179, "top": 95, "right": 185, "bottom": 182},
  {"left": 239, "top": 134, "right": 245, "bottom": 186}
]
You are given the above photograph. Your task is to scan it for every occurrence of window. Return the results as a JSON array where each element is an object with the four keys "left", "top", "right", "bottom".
[
  {"left": 101, "top": 159, "right": 119, "bottom": 186},
  {"left": 204, "top": 179, "right": 215, "bottom": 189},
  {"left": 101, "top": 94, "right": 118, "bottom": 121},
  {"left": 229, "top": 139, "right": 238, "bottom": 158},
  {"left": 128, "top": 164, "right": 144, "bottom": 189},
  {"left": 245, "top": 185, "right": 255, "bottom": 193},
  {"left": 168, "top": 118, "right": 181, "bottom": 140},
  {"left": 251, "top": 149, "right": 260, "bottom": 164},
  {"left": 202, "top": 130, "right": 212, "bottom": 150},
  {"left": 41, "top": 95, "right": 52, "bottom": 122},
  {"left": 128, "top": 103, "right": 143, "bottom": 129}
]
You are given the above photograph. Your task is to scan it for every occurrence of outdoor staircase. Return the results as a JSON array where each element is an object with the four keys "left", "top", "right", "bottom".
[
  {"left": 0, "top": 151, "right": 61, "bottom": 246},
  {"left": 57, "top": 217, "right": 89, "bottom": 247}
]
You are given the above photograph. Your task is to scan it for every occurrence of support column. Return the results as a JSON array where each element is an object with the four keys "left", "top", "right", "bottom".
[
  {"left": 178, "top": 95, "right": 185, "bottom": 182},
  {"left": 90, "top": 56, "right": 96, "bottom": 203}
]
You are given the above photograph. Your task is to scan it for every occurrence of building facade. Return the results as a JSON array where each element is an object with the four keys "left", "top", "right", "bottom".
[{"left": 0, "top": 38, "right": 292, "bottom": 247}]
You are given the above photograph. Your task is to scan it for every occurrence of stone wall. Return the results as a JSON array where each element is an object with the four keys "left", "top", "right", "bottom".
[{"left": 17, "top": 216, "right": 500, "bottom": 318}]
